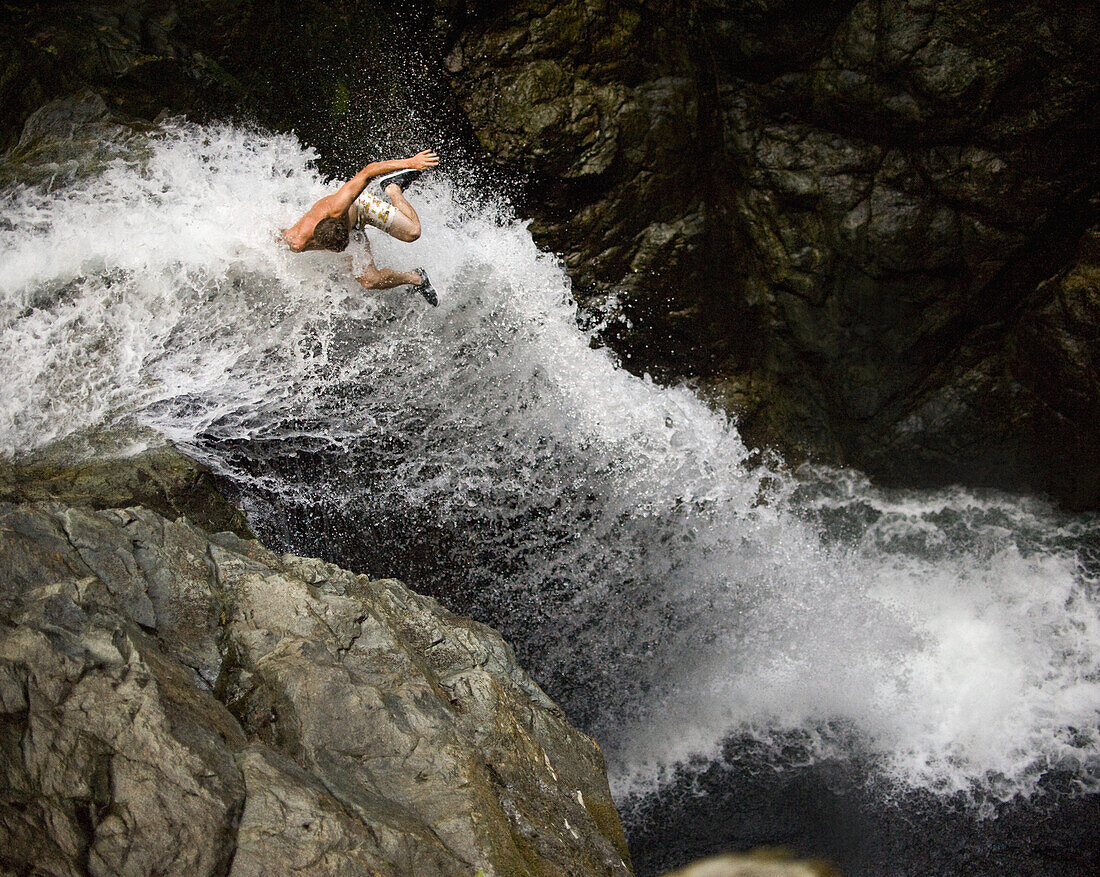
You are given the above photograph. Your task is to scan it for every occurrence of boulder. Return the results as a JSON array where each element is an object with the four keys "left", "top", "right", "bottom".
[
  {"left": 659, "top": 849, "right": 840, "bottom": 877},
  {"left": 0, "top": 451, "right": 631, "bottom": 875}
]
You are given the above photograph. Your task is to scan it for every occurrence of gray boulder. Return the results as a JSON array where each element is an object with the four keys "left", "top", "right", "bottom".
[
  {"left": 659, "top": 850, "right": 840, "bottom": 877},
  {"left": 0, "top": 450, "right": 631, "bottom": 875}
]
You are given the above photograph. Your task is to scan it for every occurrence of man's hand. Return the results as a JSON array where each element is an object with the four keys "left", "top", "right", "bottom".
[
  {"left": 405, "top": 150, "right": 439, "bottom": 171},
  {"left": 326, "top": 151, "right": 441, "bottom": 224}
]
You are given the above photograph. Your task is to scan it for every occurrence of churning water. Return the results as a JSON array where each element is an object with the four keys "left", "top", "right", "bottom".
[{"left": 3, "top": 120, "right": 1098, "bottom": 873}]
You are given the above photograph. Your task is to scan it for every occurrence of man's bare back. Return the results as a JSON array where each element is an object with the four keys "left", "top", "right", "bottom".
[{"left": 282, "top": 149, "right": 440, "bottom": 304}]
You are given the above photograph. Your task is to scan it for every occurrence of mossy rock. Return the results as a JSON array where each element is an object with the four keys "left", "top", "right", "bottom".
[{"left": 0, "top": 443, "right": 252, "bottom": 538}]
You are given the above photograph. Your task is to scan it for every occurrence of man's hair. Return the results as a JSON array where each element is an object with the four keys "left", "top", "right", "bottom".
[{"left": 313, "top": 217, "right": 349, "bottom": 252}]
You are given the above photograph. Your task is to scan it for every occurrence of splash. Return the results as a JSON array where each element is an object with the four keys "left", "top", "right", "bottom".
[{"left": 2, "top": 120, "right": 1097, "bottom": 810}]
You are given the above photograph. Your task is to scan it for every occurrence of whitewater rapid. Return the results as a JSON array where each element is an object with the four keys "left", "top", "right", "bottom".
[{"left": 2, "top": 120, "right": 1098, "bottom": 810}]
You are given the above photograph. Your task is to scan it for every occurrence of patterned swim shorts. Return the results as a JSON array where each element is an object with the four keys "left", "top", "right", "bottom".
[{"left": 356, "top": 191, "right": 396, "bottom": 232}]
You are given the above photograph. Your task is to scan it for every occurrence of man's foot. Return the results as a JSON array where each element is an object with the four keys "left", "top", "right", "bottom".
[
  {"left": 412, "top": 268, "right": 438, "bottom": 306},
  {"left": 376, "top": 169, "right": 422, "bottom": 194}
]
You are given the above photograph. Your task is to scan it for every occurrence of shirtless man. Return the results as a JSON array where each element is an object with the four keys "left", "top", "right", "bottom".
[{"left": 282, "top": 149, "right": 440, "bottom": 305}]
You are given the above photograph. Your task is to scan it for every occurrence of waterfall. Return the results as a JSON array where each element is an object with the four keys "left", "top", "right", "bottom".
[{"left": 3, "top": 120, "right": 1097, "bottom": 824}]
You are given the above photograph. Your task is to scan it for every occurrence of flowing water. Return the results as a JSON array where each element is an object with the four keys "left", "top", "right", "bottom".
[{"left": 2, "top": 120, "right": 1098, "bottom": 874}]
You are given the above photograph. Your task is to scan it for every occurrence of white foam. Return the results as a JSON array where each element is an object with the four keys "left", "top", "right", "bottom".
[{"left": 1, "top": 120, "right": 1097, "bottom": 808}]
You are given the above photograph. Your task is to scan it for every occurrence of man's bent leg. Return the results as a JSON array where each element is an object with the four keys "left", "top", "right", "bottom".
[
  {"left": 383, "top": 183, "right": 422, "bottom": 243},
  {"left": 356, "top": 263, "right": 423, "bottom": 290}
]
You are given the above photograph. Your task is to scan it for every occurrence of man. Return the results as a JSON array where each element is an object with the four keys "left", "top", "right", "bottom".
[{"left": 282, "top": 149, "right": 440, "bottom": 305}]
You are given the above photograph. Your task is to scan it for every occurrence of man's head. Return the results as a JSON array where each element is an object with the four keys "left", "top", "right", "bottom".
[{"left": 313, "top": 217, "right": 349, "bottom": 252}]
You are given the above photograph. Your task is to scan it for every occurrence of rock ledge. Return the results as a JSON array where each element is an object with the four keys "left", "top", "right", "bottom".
[{"left": 0, "top": 446, "right": 631, "bottom": 876}]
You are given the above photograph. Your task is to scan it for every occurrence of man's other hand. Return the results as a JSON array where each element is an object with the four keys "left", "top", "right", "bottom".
[{"left": 406, "top": 150, "right": 440, "bottom": 170}]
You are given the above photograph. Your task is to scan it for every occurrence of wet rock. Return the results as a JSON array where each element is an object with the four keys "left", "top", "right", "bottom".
[
  {"left": 0, "top": 487, "right": 631, "bottom": 874},
  {"left": 0, "top": 442, "right": 251, "bottom": 538},
  {"left": 0, "top": 90, "right": 151, "bottom": 189},
  {"left": 440, "top": 0, "right": 1100, "bottom": 507},
  {"left": 0, "top": 2, "right": 461, "bottom": 179}
]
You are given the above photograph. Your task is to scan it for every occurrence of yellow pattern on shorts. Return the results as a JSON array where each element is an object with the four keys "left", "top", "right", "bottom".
[{"left": 356, "top": 191, "right": 396, "bottom": 232}]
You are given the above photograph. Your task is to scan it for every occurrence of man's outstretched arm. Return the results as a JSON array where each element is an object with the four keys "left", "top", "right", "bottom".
[{"left": 327, "top": 150, "right": 439, "bottom": 218}]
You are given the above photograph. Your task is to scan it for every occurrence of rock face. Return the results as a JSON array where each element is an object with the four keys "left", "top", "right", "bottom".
[
  {"left": 1, "top": 1, "right": 225, "bottom": 153},
  {"left": 0, "top": 449, "right": 631, "bottom": 875},
  {"left": 0, "top": 1, "right": 466, "bottom": 177},
  {"left": 438, "top": 0, "right": 722, "bottom": 365},
  {"left": 439, "top": 0, "right": 1100, "bottom": 507}
]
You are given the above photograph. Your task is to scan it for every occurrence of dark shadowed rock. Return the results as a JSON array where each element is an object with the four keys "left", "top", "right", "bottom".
[
  {"left": 439, "top": 0, "right": 1100, "bottom": 507},
  {"left": 859, "top": 225, "right": 1100, "bottom": 507},
  {"left": 0, "top": 1, "right": 470, "bottom": 178}
]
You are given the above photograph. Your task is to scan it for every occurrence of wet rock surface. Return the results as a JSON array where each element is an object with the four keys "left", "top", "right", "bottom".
[
  {"left": 0, "top": 448, "right": 631, "bottom": 875},
  {"left": 439, "top": 0, "right": 1100, "bottom": 507}
]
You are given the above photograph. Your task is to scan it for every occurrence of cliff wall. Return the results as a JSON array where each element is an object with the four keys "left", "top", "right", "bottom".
[{"left": 439, "top": 0, "right": 1100, "bottom": 507}]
